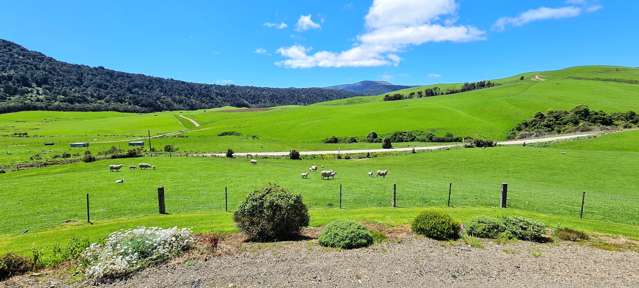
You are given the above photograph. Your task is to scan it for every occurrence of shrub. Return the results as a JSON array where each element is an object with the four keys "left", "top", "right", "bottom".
[
  {"left": 412, "top": 211, "right": 461, "bottom": 240},
  {"left": 0, "top": 253, "right": 33, "bottom": 281},
  {"left": 226, "top": 149, "right": 234, "bottom": 158},
  {"left": 318, "top": 221, "right": 374, "bottom": 249},
  {"left": 382, "top": 138, "right": 392, "bottom": 149},
  {"left": 324, "top": 136, "right": 339, "bottom": 144},
  {"left": 234, "top": 184, "right": 309, "bottom": 241},
  {"left": 163, "top": 144, "right": 177, "bottom": 152},
  {"left": 217, "top": 131, "right": 241, "bottom": 136},
  {"left": 502, "top": 216, "right": 548, "bottom": 242},
  {"left": 289, "top": 150, "right": 301, "bottom": 160},
  {"left": 554, "top": 227, "right": 589, "bottom": 241},
  {"left": 466, "top": 217, "right": 506, "bottom": 239},
  {"left": 366, "top": 131, "right": 378, "bottom": 143},
  {"left": 49, "top": 237, "right": 91, "bottom": 267},
  {"left": 473, "top": 139, "right": 496, "bottom": 148},
  {"left": 82, "top": 151, "right": 96, "bottom": 163},
  {"left": 81, "top": 227, "right": 193, "bottom": 283}
]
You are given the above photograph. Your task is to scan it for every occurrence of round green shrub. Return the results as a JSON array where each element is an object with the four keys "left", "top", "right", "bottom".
[
  {"left": 234, "top": 184, "right": 309, "bottom": 242},
  {"left": 502, "top": 216, "right": 548, "bottom": 242},
  {"left": 466, "top": 217, "right": 506, "bottom": 239},
  {"left": 411, "top": 211, "right": 461, "bottom": 240},
  {"left": 0, "top": 253, "right": 33, "bottom": 281},
  {"left": 318, "top": 221, "right": 374, "bottom": 249}
]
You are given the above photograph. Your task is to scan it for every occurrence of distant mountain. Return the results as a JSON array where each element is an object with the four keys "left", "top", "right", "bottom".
[
  {"left": 0, "top": 39, "right": 357, "bottom": 113},
  {"left": 326, "top": 80, "right": 415, "bottom": 96}
]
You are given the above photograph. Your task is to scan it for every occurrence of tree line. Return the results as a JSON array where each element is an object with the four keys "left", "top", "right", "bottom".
[
  {"left": 0, "top": 39, "right": 357, "bottom": 113},
  {"left": 383, "top": 80, "right": 496, "bottom": 101}
]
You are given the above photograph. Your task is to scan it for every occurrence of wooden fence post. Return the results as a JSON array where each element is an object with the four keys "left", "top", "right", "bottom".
[
  {"left": 392, "top": 184, "right": 397, "bottom": 208},
  {"left": 580, "top": 192, "right": 586, "bottom": 219},
  {"left": 339, "top": 184, "right": 343, "bottom": 209},
  {"left": 225, "top": 186, "right": 228, "bottom": 212},
  {"left": 86, "top": 193, "right": 91, "bottom": 224},
  {"left": 158, "top": 186, "right": 166, "bottom": 214},
  {"left": 500, "top": 183, "right": 508, "bottom": 208},
  {"left": 447, "top": 183, "right": 452, "bottom": 207}
]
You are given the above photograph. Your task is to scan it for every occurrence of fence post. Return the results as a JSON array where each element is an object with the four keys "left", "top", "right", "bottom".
[
  {"left": 158, "top": 186, "right": 166, "bottom": 214},
  {"left": 392, "top": 184, "right": 397, "bottom": 208},
  {"left": 86, "top": 193, "right": 91, "bottom": 224},
  {"left": 580, "top": 192, "right": 586, "bottom": 219},
  {"left": 500, "top": 183, "right": 508, "bottom": 208},
  {"left": 225, "top": 186, "right": 228, "bottom": 212},
  {"left": 339, "top": 184, "right": 343, "bottom": 209},
  {"left": 447, "top": 183, "right": 452, "bottom": 207}
]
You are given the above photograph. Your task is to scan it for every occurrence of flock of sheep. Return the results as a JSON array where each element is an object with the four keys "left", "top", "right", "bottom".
[
  {"left": 249, "top": 159, "right": 388, "bottom": 181},
  {"left": 108, "top": 163, "right": 155, "bottom": 184}
]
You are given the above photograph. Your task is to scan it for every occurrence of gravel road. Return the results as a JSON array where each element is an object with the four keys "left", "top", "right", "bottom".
[{"left": 102, "top": 237, "right": 638, "bottom": 288}]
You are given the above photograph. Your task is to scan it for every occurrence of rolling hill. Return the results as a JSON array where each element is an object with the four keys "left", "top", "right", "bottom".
[
  {"left": 326, "top": 80, "right": 414, "bottom": 96},
  {"left": 0, "top": 39, "right": 357, "bottom": 113}
]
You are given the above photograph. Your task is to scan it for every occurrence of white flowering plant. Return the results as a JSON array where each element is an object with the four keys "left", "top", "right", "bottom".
[{"left": 81, "top": 227, "right": 193, "bottom": 282}]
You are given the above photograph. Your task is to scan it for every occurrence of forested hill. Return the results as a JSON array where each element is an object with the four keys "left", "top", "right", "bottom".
[{"left": 0, "top": 39, "right": 357, "bottom": 113}]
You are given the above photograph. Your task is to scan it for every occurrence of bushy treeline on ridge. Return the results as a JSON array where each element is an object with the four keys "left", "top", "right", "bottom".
[
  {"left": 0, "top": 39, "right": 357, "bottom": 113},
  {"left": 323, "top": 130, "right": 463, "bottom": 144},
  {"left": 383, "top": 80, "right": 496, "bottom": 101},
  {"left": 508, "top": 105, "right": 639, "bottom": 139}
]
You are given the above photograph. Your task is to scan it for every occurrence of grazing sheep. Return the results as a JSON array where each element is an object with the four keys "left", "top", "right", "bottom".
[
  {"left": 139, "top": 163, "right": 155, "bottom": 170},
  {"left": 309, "top": 165, "right": 318, "bottom": 172},
  {"left": 129, "top": 165, "right": 137, "bottom": 170},
  {"left": 368, "top": 171, "right": 374, "bottom": 177},
  {"left": 321, "top": 170, "right": 337, "bottom": 180},
  {"left": 109, "top": 164, "right": 123, "bottom": 172},
  {"left": 250, "top": 159, "right": 257, "bottom": 165},
  {"left": 115, "top": 179, "right": 124, "bottom": 184},
  {"left": 376, "top": 169, "right": 389, "bottom": 178},
  {"left": 301, "top": 172, "right": 309, "bottom": 179}
]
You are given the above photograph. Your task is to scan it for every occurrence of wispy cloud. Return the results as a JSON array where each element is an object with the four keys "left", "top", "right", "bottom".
[
  {"left": 427, "top": 73, "right": 441, "bottom": 79},
  {"left": 254, "top": 48, "right": 270, "bottom": 56},
  {"left": 277, "top": 0, "right": 484, "bottom": 68},
  {"left": 493, "top": 2, "right": 601, "bottom": 31},
  {"left": 264, "top": 22, "right": 288, "bottom": 29},
  {"left": 295, "top": 15, "right": 321, "bottom": 31}
]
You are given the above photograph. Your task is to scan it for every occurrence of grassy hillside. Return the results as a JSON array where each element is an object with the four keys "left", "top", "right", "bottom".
[{"left": 1, "top": 65, "right": 638, "bottom": 166}]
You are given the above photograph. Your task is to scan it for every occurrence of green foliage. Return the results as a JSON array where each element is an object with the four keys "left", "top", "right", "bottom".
[
  {"left": 226, "top": 149, "right": 234, "bottom": 158},
  {"left": 382, "top": 138, "right": 392, "bottom": 149},
  {"left": 466, "top": 217, "right": 506, "bottom": 239},
  {"left": 289, "top": 150, "right": 301, "bottom": 160},
  {"left": 509, "top": 105, "right": 638, "bottom": 139},
  {"left": 48, "top": 237, "right": 91, "bottom": 267},
  {"left": 234, "top": 184, "right": 309, "bottom": 241},
  {"left": 554, "top": 227, "right": 589, "bottom": 241},
  {"left": 411, "top": 211, "right": 461, "bottom": 240},
  {"left": 318, "top": 221, "right": 374, "bottom": 249},
  {"left": 0, "top": 253, "right": 33, "bottom": 281},
  {"left": 465, "top": 139, "right": 496, "bottom": 148},
  {"left": 502, "top": 216, "right": 549, "bottom": 242},
  {"left": 218, "top": 131, "right": 242, "bottom": 137},
  {"left": 82, "top": 151, "right": 96, "bottom": 163},
  {"left": 366, "top": 131, "right": 379, "bottom": 143},
  {"left": 163, "top": 145, "right": 177, "bottom": 153}
]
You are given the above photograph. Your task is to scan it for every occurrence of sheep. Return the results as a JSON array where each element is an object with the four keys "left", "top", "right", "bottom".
[
  {"left": 139, "top": 163, "right": 155, "bottom": 170},
  {"left": 368, "top": 171, "right": 374, "bottom": 177},
  {"left": 321, "top": 170, "right": 336, "bottom": 180},
  {"left": 309, "top": 165, "right": 318, "bottom": 172},
  {"left": 376, "top": 169, "right": 389, "bottom": 178},
  {"left": 301, "top": 172, "right": 309, "bottom": 179},
  {"left": 109, "top": 164, "right": 123, "bottom": 172},
  {"left": 115, "top": 179, "right": 124, "bottom": 184},
  {"left": 250, "top": 159, "right": 257, "bottom": 165},
  {"left": 129, "top": 165, "right": 137, "bottom": 170}
]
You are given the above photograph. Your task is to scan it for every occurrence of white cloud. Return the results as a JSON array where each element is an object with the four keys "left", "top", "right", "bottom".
[
  {"left": 277, "top": 0, "right": 483, "bottom": 68},
  {"left": 427, "top": 73, "right": 441, "bottom": 78},
  {"left": 254, "top": 48, "right": 269, "bottom": 55},
  {"left": 493, "top": 3, "right": 601, "bottom": 31},
  {"left": 264, "top": 22, "right": 288, "bottom": 29},
  {"left": 295, "top": 15, "right": 321, "bottom": 31}
]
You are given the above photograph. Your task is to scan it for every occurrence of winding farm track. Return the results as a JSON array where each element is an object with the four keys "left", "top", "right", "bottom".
[
  {"left": 178, "top": 114, "right": 200, "bottom": 127},
  {"left": 192, "top": 131, "right": 601, "bottom": 158}
]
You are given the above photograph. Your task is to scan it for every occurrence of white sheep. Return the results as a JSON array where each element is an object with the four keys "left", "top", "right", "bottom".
[
  {"left": 376, "top": 169, "right": 389, "bottom": 178},
  {"left": 109, "top": 164, "right": 123, "bottom": 172},
  {"left": 309, "top": 165, "right": 318, "bottom": 172},
  {"left": 250, "top": 159, "right": 258, "bottom": 165},
  {"left": 368, "top": 171, "right": 374, "bottom": 177},
  {"left": 301, "top": 172, "right": 309, "bottom": 179}
]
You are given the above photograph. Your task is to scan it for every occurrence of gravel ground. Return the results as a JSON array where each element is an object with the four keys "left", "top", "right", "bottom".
[{"left": 4, "top": 236, "right": 639, "bottom": 288}]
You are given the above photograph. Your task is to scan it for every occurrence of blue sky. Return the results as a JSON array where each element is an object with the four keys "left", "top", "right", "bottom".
[{"left": 1, "top": 0, "right": 636, "bottom": 87}]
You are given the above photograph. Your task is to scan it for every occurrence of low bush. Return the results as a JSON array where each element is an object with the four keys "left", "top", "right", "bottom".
[
  {"left": 82, "top": 151, "right": 96, "bottom": 163},
  {"left": 289, "top": 150, "right": 301, "bottom": 160},
  {"left": 163, "top": 144, "right": 177, "bottom": 152},
  {"left": 217, "top": 131, "right": 241, "bottom": 136},
  {"left": 502, "top": 216, "right": 548, "bottom": 242},
  {"left": 466, "top": 217, "right": 506, "bottom": 239},
  {"left": 226, "top": 149, "right": 234, "bottom": 158},
  {"left": 412, "top": 211, "right": 461, "bottom": 240},
  {"left": 382, "top": 138, "right": 392, "bottom": 149},
  {"left": 0, "top": 253, "right": 33, "bottom": 281},
  {"left": 318, "top": 221, "right": 374, "bottom": 249},
  {"left": 554, "top": 227, "right": 589, "bottom": 241},
  {"left": 234, "top": 184, "right": 309, "bottom": 241},
  {"left": 81, "top": 227, "right": 193, "bottom": 283},
  {"left": 49, "top": 237, "right": 91, "bottom": 267}
]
